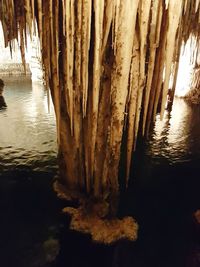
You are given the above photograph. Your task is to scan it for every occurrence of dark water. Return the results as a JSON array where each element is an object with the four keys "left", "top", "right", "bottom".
[
  {"left": 119, "top": 99, "right": 200, "bottom": 267},
  {"left": 0, "top": 79, "right": 200, "bottom": 267}
]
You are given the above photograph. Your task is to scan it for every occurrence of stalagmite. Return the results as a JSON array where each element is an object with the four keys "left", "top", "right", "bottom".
[{"left": 1, "top": 0, "right": 200, "bottom": 243}]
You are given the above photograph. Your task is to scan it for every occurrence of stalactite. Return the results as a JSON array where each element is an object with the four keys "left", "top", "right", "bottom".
[
  {"left": 49, "top": 0, "right": 61, "bottom": 145},
  {"left": 65, "top": 0, "right": 75, "bottom": 134},
  {"left": 81, "top": 0, "right": 92, "bottom": 117},
  {"left": 134, "top": 0, "right": 151, "bottom": 146},
  {"left": 142, "top": 0, "right": 159, "bottom": 135},
  {"left": 105, "top": 0, "right": 139, "bottom": 199},
  {"left": 152, "top": 7, "right": 168, "bottom": 122},
  {"left": 24, "top": 0, "right": 32, "bottom": 34},
  {"left": 126, "top": 31, "right": 140, "bottom": 185},
  {"left": 195, "top": 0, "right": 200, "bottom": 12},
  {"left": 37, "top": 0, "right": 42, "bottom": 48},
  {"left": 145, "top": 1, "right": 163, "bottom": 134},
  {"left": 90, "top": 0, "right": 104, "bottom": 196},
  {"left": 169, "top": 26, "right": 183, "bottom": 107},
  {"left": 73, "top": 0, "right": 84, "bottom": 189},
  {"left": 160, "top": 1, "right": 184, "bottom": 119}
]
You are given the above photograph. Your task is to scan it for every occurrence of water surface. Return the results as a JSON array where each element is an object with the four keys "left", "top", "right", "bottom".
[
  {"left": 0, "top": 78, "right": 59, "bottom": 267},
  {"left": 0, "top": 78, "right": 57, "bottom": 172}
]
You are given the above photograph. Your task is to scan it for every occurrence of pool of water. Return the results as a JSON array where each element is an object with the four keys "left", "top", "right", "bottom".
[
  {"left": 0, "top": 78, "right": 60, "bottom": 267},
  {"left": 0, "top": 78, "right": 200, "bottom": 267},
  {"left": 0, "top": 78, "right": 57, "bottom": 172}
]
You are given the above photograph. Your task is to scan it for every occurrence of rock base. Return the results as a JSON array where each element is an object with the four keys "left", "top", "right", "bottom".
[{"left": 53, "top": 180, "right": 138, "bottom": 244}]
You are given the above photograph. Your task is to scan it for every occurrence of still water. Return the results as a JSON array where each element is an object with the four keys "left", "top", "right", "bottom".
[
  {"left": 0, "top": 78, "right": 57, "bottom": 172},
  {"left": 0, "top": 78, "right": 200, "bottom": 267}
]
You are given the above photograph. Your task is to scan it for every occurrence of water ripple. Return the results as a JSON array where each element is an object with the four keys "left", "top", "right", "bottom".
[
  {"left": 146, "top": 98, "right": 200, "bottom": 165},
  {"left": 0, "top": 78, "right": 57, "bottom": 173}
]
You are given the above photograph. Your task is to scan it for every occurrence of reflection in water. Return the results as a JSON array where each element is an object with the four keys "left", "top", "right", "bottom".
[
  {"left": 0, "top": 78, "right": 57, "bottom": 172},
  {"left": 148, "top": 98, "right": 200, "bottom": 164}
]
